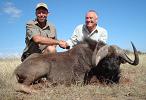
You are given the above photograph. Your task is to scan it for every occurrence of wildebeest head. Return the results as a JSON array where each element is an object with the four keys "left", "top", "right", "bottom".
[
  {"left": 89, "top": 41, "right": 139, "bottom": 84},
  {"left": 92, "top": 41, "right": 139, "bottom": 66}
]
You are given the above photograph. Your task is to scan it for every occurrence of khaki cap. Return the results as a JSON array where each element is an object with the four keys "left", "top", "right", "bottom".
[{"left": 36, "top": 2, "right": 48, "bottom": 11}]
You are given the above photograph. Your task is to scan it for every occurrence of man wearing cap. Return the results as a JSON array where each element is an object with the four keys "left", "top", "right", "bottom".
[{"left": 21, "top": 2, "right": 67, "bottom": 61}]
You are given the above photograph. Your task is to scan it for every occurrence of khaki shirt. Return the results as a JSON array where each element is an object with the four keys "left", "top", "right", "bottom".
[{"left": 23, "top": 19, "right": 57, "bottom": 55}]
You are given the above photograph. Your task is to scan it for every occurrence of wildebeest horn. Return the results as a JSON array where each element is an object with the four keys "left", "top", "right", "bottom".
[
  {"left": 113, "top": 42, "right": 139, "bottom": 65},
  {"left": 92, "top": 44, "right": 109, "bottom": 66},
  {"left": 92, "top": 42, "right": 139, "bottom": 66}
]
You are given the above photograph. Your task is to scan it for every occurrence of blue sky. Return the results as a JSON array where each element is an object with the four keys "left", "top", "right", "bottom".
[{"left": 0, "top": 0, "right": 146, "bottom": 56}]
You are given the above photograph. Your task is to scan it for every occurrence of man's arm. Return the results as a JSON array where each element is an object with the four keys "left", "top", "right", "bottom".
[
  {"left": 32, "top": 34, "right": 67, "bottom": 48},
  {"left": 66, "top": 25, "right": 83, "bottom": 47},
  {"left": 99, "top": 29, "right": 108, "bottom": 43},
  {"left": 32, "top": 34, "right": 59, "bottom": 45},
  {"left": 26, "top": 21, "right": 67, "bottom": 48}
]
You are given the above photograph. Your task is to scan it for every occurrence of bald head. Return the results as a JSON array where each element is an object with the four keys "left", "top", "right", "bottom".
[
  {"left": 86, "top": 10, "right": 98, "bottom": 19},
  {"left": 85, "top": 10, "right": 98, "bottom": 32}
]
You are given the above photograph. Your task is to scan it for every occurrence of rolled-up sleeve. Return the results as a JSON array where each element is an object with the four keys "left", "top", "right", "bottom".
[
  {"left": 66, "top": 25, "right": 83, "bottom": 47},
  {"left": 66, "top": 32, "right": 78, "bottom": 47},
  {"left": 99, "top": 29, "right": 108, "bottom": 43},
  {"left": 26, "top": 22, "right": 40, "bottom": 40}
]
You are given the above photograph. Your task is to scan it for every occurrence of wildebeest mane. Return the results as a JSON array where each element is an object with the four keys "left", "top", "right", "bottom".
[{"left": 73, "top": 38, "right": 106, "bottom": 51}]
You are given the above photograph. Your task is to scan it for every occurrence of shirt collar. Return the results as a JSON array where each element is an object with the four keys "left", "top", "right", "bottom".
[
  {"left": 83, "top": 24, "right": 98, "bottom": 35},
  {"left": 34, "top": 19, "right": 50, "bottom": 29}
]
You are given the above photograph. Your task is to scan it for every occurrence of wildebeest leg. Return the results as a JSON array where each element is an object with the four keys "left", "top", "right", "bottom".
[
  {"left": 15, "top": 75, "right": 38, "bottom": 94},
  {"left": 83, "top": 71, "right": 91, "bottom": 85},
  {"left": 16, "top": 72, "right": 49, "bottom": 93},
  {"left": 16, "top": 83, "right": 37, "bottom": 94},
  {"left": 83, "top": 69, "right": 96, "bottom": 85},
  {"left": 15, "top": 75, "right": 36, "bottom": 94}
]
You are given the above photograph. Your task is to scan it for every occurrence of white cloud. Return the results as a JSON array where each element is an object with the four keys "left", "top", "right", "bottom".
[{"left": 3, "top": 2, "right": 22, "bottom": 18}]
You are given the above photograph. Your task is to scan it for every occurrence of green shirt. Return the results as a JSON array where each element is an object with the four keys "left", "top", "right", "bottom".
[{"left": 23, "top": 19, "right": 57, "bottom": 55}]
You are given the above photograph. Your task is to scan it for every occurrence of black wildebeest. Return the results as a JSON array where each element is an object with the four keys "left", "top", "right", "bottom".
[
  {"left": 14, "top": 39, "right": 139, "bottom": 93},
  {"left": 14, "top": 39, "right": 96, "bottom": 93},
  {"left": 87, "top": 41, "right": 139, "bottom": 84}
]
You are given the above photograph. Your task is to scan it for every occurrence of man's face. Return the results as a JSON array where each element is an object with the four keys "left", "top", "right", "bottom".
[
  {"left": 36, "top": 7, "right": 48, "bottom": 23},
  {"left": 85, "top": 12, "right": 98, "bottom": 29}
]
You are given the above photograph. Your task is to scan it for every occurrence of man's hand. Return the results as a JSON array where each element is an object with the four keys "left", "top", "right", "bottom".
[{"left": 58, "top": 40, "right": 70, "bottom": 49}]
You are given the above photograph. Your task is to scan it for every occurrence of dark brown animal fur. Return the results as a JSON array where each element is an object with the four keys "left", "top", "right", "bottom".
[
  {"left": 14, "top": 38, "right": 139, "bottom": 89},
  {"left": 14, "top": 42, "right": 95, "bottom": 86}
]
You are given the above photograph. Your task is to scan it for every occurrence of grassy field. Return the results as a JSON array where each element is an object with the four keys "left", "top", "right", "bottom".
[{"left": 0, "top": 54, "right": 146, "bottom": 100}]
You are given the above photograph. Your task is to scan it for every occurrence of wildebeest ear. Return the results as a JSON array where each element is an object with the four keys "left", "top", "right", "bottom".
[{"left": 120, "top": 58, "right": 127, "bottom": 64}]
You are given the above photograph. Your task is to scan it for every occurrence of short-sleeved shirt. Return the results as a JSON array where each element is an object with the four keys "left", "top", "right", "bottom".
[
  {"left": 23, "top": 19, "right": 57, "bottom": 55},
  {"left": 66, "top": 24, "right": 108, "bottom": 47}
]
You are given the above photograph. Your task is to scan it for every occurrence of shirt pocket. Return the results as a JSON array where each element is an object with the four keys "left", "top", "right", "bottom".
[{"left": 46, "top": 30, "right": 56, "bottom": 39}]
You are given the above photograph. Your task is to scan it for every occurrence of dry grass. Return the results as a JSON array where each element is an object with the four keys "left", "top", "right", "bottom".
[{"left": 0, "top": 54, "right": 146, "bottom": 100}]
